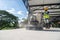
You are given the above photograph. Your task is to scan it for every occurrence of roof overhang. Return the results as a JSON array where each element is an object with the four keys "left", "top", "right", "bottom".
[
  {"left": 28, "top": 0, "right": 60, "bottom": 6},
  {"left": 28, "top": 0, "right": 60, "bottom": 14}
]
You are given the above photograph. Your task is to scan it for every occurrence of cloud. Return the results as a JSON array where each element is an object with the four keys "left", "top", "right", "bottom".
[
  {"left": 6, "top": 8, "right": 15, "bottom": 14},
  {"left": 6, "top": 8, "right": 23, "bottom": 15},
  {"left": 26, "top": 11, "right": 28, "bottom": 14},
  {"left": 17, "top": 11, "right": 23, "bottom": 15}
]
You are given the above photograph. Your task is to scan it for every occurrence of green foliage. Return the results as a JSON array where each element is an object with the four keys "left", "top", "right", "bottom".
[{"left": 0, "top": 10, "right": 19, "bottom": 30}]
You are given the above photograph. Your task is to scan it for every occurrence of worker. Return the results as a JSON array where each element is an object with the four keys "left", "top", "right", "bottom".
[{"left": 43, "top": 6, "right": 50, "bottom": 29}]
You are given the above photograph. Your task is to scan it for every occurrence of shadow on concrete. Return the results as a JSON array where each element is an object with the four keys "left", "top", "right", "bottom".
[
  {"left": 26, "top": 26, "right": 60, "bottom": 32},
  {"left": 35, "top": 29, "right": 60, "bottom": 32}
]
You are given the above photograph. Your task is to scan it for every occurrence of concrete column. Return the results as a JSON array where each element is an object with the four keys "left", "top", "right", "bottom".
[
  {"left": 28, "top": 11, "right": 32, "bottom": 25},
  {"left": 27, "top": 16, "right": 30, "bottom": 25}
]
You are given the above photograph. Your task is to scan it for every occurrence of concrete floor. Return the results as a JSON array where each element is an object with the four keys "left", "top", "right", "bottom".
[{"left": 0, "top": 28, "right": 60, "bottom": 40}]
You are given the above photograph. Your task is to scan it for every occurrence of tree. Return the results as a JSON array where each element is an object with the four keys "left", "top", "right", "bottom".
[{"left": 0, "top": 10, "right": 19, "bottom": 29}]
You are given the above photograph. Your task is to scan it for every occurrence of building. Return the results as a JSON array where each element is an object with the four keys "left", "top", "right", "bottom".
[{"left": 22, "top": 0, "right": 60, "bottom": 28}]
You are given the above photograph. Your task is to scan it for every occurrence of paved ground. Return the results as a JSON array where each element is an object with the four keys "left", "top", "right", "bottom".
[{"left": 0, "top": 28, "right": 60, "bottom": 40}]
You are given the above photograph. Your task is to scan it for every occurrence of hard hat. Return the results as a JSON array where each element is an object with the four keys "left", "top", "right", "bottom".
[{"left": 44, "top": 6, "right": 48, "bottom": 11}]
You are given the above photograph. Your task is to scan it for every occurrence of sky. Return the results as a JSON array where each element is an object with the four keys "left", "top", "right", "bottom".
[{"left": 0, "top": 0, "right": 28, "bottom": 22}]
